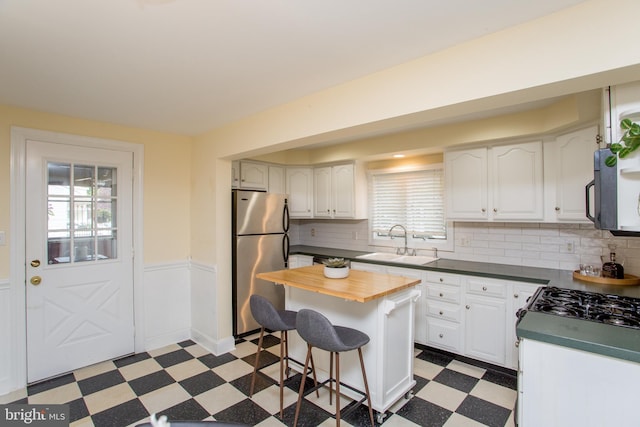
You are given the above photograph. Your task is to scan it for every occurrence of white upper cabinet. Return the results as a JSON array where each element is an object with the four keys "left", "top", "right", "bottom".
[
  {"left": 311, "top": 162, "right": 366, "bottom": 219},
  {"left": 231, "top": 160, "right": 240, "bottom": 188},
  {"left": 268, "top": 165, "right": 286, "bottom": 194},
  {"left": 544, "top": 126, "right": 597, "bottom": 222},
  {"left": 239, "top": 161, "right": 268, "bottom": 190},
  {"left": 445, "top": 148, "right": 488, "bottom": 220},
  {"left": 313, "top": 166, "right": 333, "bottom": 218},
  {"left": 314, "top": 163, "right": 363, "bottom": 219},
  {"left": 286, "top": 167, "right": 314, "bottom": 218},
  {"left": 491, "top": 141, "right": 544, "bottom": 220},
  {"left": 445, "top": 141, "right": 543, "bottom": 221}
]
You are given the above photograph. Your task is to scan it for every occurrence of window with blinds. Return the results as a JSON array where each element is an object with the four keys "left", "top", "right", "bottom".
[{"left": 369, "top": 167, "right": 447, "bottom": 241}]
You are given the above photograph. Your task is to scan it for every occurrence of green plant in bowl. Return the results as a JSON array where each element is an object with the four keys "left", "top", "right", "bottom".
[
  {"left": 323, "top": 257, "right": 348, "bottom": 268},
  {"left": 606, "top": 118, "right": 640, "bottom": 167}
]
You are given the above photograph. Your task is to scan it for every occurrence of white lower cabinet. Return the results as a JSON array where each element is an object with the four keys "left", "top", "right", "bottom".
[
  {"left": 463, "top": 277, "right": 507, "bottom": 366},
  {"left": 508, "top": 282, "right": 538, "bottom": 368},
  {"left": 424, "top": 272, "right": 463, "bottom": 353},
  {"left": 354, "top": 262, "right": 542, "bottom": 369},
  {"left": 424, "top": 271, "right": 539, "bottom": 369},
  {"left": 464, "top": 294, "right": 506, "bottom": 366},
  {"left": 288, "top": 254, "right": 313, "bottom": 268}
]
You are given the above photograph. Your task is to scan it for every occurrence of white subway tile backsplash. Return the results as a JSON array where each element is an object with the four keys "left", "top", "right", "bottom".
[{"left": 290, "top": 219, "right": 640, "bottom": 276}]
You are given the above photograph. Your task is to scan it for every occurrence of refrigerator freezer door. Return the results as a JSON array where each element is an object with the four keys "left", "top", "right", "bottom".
[
  {"left": 235, "top": 234, "right": 286, "bottom": 335},
  {"left": 235, "top": 190, "right": 287, "bottom": 235}
]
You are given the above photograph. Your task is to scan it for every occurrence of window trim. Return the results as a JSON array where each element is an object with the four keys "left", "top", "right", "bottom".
[{"left": 367, "top": 164, "right": 454, "bottom": 253}]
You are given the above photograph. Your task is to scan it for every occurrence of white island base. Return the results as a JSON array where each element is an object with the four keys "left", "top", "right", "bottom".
[{"left": 285, "top": 285, "right": 420, "bottom": 422}]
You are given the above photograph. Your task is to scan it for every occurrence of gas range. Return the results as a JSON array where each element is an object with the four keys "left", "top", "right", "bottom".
[{"left": 519, "top": 286, "right": 640, "bottom": 329}]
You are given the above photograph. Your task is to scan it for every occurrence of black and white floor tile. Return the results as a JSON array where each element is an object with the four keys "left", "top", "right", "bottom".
[{"left": 4, "top": 333, "right": 517, "bottom": 427}]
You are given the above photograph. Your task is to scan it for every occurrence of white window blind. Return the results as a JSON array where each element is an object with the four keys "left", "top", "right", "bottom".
[{"left": 370, "top": 168, "right": 446, "bottom": 240}]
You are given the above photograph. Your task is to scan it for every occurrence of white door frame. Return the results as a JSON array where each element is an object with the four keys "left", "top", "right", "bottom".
[{"left": 9, "top": 126, "right": 145, "bottom": 391}]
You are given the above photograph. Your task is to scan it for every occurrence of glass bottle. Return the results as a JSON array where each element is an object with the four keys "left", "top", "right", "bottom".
[{"left": 602, "top": 244, "right": 624, "bottom": 279}]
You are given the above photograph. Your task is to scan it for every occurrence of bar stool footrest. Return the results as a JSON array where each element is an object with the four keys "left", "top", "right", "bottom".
[{"left": 301, "top": 378, "right": 370, "bottom": 420}]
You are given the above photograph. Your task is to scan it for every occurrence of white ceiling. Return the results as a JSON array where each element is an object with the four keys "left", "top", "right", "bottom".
[{"left": 0, "top": 0, "right": 588, "bottom": 136}]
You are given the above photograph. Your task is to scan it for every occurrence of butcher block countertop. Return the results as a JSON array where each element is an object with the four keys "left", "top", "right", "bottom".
[{"left": 256, "top": 264, "right": 420, "bottom": 303}]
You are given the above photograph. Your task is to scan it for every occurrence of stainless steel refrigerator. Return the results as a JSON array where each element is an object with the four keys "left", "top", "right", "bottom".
[{"left": 232, "top": 190, "right": 289, "bottom": 336}]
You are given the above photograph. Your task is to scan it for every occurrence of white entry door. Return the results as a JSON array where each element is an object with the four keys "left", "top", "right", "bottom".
[{"left": 25, "top": 139, "right": 135, "bottom": 383}]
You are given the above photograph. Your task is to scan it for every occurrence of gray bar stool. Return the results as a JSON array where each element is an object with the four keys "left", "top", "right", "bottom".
[
  {"left": 293, "top": 309, "right": 374, "bottom": 427},
  {"left": 249, "top": 295, "right": 317, "bottom": 418}
]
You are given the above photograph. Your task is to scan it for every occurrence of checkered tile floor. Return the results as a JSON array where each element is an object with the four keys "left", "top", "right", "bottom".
[{"left": 6, "top": 333, "right": 517, "bottom": 427}]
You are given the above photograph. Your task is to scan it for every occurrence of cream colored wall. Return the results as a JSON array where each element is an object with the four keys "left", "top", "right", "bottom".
[
  {"left": 191, "top": 0, "right": 640, "bottom": 340},
  {"left": 0, "top": 104, "right": 192, "bottom": 277},
  {"left": 199, "top": 0, "right": 640, "bottom": 161}
]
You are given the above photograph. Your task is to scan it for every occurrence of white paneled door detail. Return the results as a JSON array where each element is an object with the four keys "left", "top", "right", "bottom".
[{"left": 25, "top": 140, "right": 134, "bottom": 383}]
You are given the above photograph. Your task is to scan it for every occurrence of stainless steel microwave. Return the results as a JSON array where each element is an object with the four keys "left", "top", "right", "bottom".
[{"left": 586, "top": 148, "right": 640, "bottom": 236}]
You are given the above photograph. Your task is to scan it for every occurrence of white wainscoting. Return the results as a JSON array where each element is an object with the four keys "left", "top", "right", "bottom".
[
  {"left": 0, "top": 279, "right": 12, "bottom": 396},
  {"left": 190, "top": 261, "right": 235, "bottom": 356},
  {"left": 143, "top": 261, "right": 192, "bottom": 351},
  {"left": 0, "top": 260, "right": 236, "bottom": 399}
]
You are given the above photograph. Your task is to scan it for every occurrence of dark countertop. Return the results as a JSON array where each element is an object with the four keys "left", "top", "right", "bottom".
[
  {"left": 516, "top": 311, "right": 640, "bottom": 363},
  {"left": 290, "top": 245, "right": 640, "bottom": 297},
  {"left": 290, "top": 245, "right": 640, "bottom": 362}
]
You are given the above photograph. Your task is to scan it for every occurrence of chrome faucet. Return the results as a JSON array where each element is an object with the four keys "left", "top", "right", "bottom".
[{"left": 388, "top": 224, "right": 410, "bottom": 255}]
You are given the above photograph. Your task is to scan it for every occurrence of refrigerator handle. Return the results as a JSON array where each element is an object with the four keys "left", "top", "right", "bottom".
[
  {"left": 283, "top": 199, "right": 290, "bottom": 232},
  {"left": 283, "top": 234, "right": 290, "bottom": 268},
  {"left": 585, "top": 179, "right": 595, "bottom": 223}
]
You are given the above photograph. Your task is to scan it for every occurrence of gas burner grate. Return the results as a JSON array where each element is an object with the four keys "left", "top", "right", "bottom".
[{"left": 523, "top": 286, "right": 640, "bottom": 330}]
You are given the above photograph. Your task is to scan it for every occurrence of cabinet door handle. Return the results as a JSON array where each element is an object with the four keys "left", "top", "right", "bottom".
[
  {"left": 439, "top": 278, "right": 444, "bottom": 282},
  {"left": 514, "top": 293, "right": 519, "bottom": 298},
  {"left": 515, "top": 340, "right": 520, "bottom": 348},
  {"left": 439, "top": 292, "right": 444, "bottom": 297},
  {"left": 327, "top": 209, "right": 330, "bottom": 213},
  {"left": 439, "top": 333, "right": 444, "bottom": 338},
  {"left": 482, "top": 286, "right": 487, "bottom": 291},
  {"left": 481, "top": 208, "right": 486, "bottom": 213},
  {"left": 555, "top": 206, "right": 560, "bottom": 211},
  {"left": 439, "top": 311, "right": 444, "bottom": 315},
  {"left": 493, "top": 208, "right": 498, "bottom": 213},
  {"left": 466, "top": 305, "right": 470, "bottom": 309}
]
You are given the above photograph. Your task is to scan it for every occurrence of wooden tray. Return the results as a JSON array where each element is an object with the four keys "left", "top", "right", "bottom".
[{"left": 573, "top": 270, "right": 640, "bottom": 286}]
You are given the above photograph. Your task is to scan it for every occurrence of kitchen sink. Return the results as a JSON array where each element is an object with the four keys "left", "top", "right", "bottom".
[
  {"left": 355, "top": 252, "right": 439, "bottom": 265},
  {"left": 356, "top": 252, "right": 402, "bottom": 262},
  {"left": 392, "top": 255, "right": 439, "bottom": 265}
]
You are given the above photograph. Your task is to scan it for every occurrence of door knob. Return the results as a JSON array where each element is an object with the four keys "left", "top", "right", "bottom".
[
  {"left": 30, "top": 260, "right": 41, "bottom": 268},
  {"left": 30, "top": 276, "right": 42, "bottom": 286}
]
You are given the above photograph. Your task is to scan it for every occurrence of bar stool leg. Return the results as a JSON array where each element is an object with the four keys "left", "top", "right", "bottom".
[
  {"left": 294, "top": 344, "right": 313, "bottom": 427},
  {"left": 278, "top": 331, "right": 286, "bottom": 418},
  {"left": 249, "top": 327, "right": 265, "bottom": 397},
  {"left": 329, "top": 351, "right": 334, "bottom": 405},
  {"left": 309, "top": 352, "right": 319, "bottom": 398},
  {"left": 335, "top": 352, "right": 341, "bottom": 426},
  {"left": 358, "top": 348, "right": 375, "bottom": 427}
]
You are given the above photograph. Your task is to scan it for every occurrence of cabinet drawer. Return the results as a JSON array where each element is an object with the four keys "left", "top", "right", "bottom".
[
  {"left": 466, "top": 278, "right": 507, "bottom": 298},
  {"left": 425, "top": 283, "right": 461, "bottom": 303},
  {"left": 426, "top": 272, "right": 461, "bottom": 286},
  {"left": 427, "top": 319, "right": 462, "bottom": 352},
  {"left": 426, "top": 300, "right": 461, "bottom": 322}
]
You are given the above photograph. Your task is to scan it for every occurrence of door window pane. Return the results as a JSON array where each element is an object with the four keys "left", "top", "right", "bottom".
[{"left": 47, "top": 162, "right": 118, "bottom": 264}]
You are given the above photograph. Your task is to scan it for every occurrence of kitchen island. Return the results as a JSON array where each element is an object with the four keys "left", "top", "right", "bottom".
[{"left": 256, "top": 265, "right": 421, "bottom": 422}]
